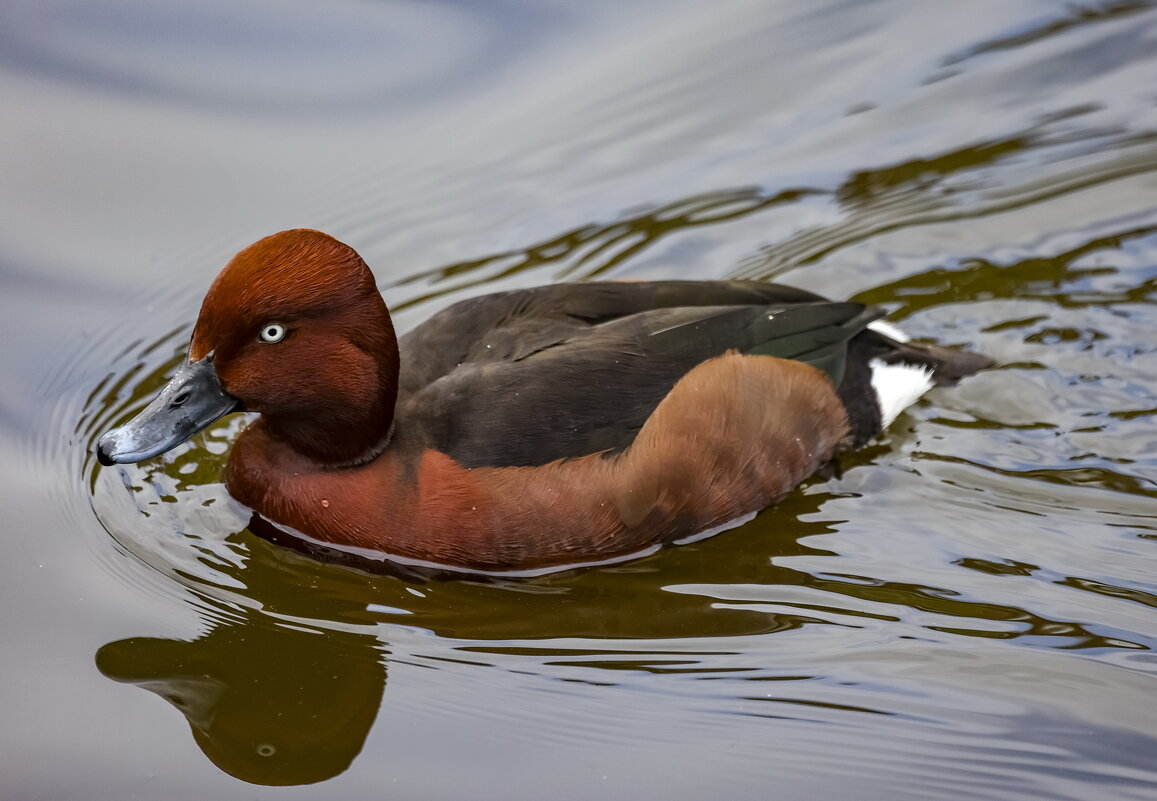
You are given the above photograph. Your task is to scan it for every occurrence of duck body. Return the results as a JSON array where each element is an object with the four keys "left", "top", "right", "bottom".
[{"left": 98, "top": 230, "right": 991, "bottom": 573}]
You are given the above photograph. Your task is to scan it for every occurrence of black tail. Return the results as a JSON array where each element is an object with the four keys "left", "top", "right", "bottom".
[{"left": 837, "top": 329, "right": 993, "bottom": 447}]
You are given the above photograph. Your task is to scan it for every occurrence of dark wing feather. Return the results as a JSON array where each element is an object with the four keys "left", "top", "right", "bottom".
[
  {"left": 397, "top": 280, "right": 827, "bottom": 394},
  {"left": 395, "top": 280, "right": 880, "bottom": 468},
  {"left": 644, "top": 302, "right": 881, "bottom": 385}
]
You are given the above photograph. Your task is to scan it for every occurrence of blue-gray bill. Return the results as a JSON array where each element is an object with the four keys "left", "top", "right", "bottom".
[{"left": 96, "top": 354, "right": 238, "bottom": 465}]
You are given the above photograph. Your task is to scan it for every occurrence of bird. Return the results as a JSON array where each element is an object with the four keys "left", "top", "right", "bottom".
[{"left": 97, "top": 228, "right": 991, "bottom": 574}]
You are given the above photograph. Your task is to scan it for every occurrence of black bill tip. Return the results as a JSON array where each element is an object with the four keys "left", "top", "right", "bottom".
[{"left": 96, "top": 438, "right": 116, "bottom": 466}]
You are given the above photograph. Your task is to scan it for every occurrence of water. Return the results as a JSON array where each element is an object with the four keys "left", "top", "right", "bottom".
[{"left": 3, "top": 0, "right": 1157, "bottom": 798}]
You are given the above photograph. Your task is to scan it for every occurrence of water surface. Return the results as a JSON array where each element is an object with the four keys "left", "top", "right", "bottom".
[{"left": 3, "top": 1, "right": 1157, "bottom": 798}]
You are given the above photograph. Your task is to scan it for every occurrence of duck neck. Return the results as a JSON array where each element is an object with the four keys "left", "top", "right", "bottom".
[{"left": 264, "top": 408, "right": 397, "bottom": 468}]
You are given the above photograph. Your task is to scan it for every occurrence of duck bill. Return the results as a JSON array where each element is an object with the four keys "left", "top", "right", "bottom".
[{"left": 97, "top": 355, "right": 239, "bottom": 466}]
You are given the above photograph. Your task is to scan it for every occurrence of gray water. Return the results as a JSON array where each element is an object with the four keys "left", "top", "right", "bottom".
[{"left": 3, "top": 1, "right": 1157, "bottom": 798}]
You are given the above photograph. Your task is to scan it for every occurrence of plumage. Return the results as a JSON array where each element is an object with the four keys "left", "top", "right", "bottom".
[{"left": 97, "top": 229, "right": 992, "bottom": 573}]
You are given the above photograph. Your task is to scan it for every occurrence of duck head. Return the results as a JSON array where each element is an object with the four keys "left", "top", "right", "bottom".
[{"left": 97, "top": 229, "right": 399, "bottom": 467}]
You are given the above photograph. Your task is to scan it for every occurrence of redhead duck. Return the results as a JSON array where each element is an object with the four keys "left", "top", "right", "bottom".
[{"left": 97, "top": 229, "right": 990, "bottom": 573}]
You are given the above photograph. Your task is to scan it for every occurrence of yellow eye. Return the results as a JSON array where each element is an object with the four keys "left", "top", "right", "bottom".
[{"left": 259, "top": 323, "right": 287, "bottom": 343}]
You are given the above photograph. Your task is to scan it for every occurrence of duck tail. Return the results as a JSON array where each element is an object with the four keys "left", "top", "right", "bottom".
[{"left": 837, "top": 320, "right": 993, "bottom": 447}]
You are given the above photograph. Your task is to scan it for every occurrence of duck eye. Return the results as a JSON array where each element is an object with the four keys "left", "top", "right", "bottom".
[{"left": 259, "top": 323, "right": 287, "bottom": 343}]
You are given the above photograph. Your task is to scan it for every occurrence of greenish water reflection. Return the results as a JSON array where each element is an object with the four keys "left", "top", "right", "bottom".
[{"left": 98, "top": 617, "right": 384, "bottom": 786}]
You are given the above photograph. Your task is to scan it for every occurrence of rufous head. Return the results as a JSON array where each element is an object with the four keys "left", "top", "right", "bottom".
[{"left": 98, "top": 229, "right": 399, "bottom": 467}]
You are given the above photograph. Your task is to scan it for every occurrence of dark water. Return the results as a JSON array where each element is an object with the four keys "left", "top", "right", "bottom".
[{"left": 4, "top": 1, "right": 1157, "bottom": 798}]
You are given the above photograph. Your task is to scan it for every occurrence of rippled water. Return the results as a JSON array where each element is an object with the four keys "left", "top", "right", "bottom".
[{"left": 4, "top": 1, "right": 1157, "bottom": 798}]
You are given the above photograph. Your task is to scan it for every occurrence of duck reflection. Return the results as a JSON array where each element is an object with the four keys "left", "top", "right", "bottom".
[
  {"left": 94, "top": 448, "right": 1131, "bottom": 788},
  {"left": 89, "top": 485, "right": 842, "bottom": 787},
  {"left": 91, "top": 473, "right": 916, "bottom": 787},
  {"left": 96, "top": 608, "right": 385, "bottom": 786}
]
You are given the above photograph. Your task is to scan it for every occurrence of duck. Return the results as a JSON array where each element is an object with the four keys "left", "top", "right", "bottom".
[{"left": 97, "top": 229, "right": 991, "bottom": 574}]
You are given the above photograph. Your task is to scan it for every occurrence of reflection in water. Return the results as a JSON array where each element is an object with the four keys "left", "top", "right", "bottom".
[
  {"left": 361, "top": 121, "right": 1157, "bottom": 309},
  {"left": 90, "top": 445, "right": 1156, "bottom": 787},
  {"left": 387, "top": 185, "right": 824, "bottom": 310},
  {"left": 88, "top": 494, "right": 834, "bottom": 786},
  {"left": 941, "top": 0, "right": 1156, "bottom": 68},
  {"left": 743, "top": 128, "right": 1157, "bottom": 278},
  {"left": 97, "top": 603, "right": 385, "bottom": 785},
  {"left": 854, "top": 223, "right": 1157, "bottom": 314}
]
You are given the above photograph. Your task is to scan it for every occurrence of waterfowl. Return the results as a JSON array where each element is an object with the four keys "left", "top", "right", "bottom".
[{"left": 97, "top": 229, "right": 991, "bottom": 573}]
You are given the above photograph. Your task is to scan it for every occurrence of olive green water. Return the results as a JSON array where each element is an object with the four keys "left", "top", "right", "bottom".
[{"left": 4, "top": 1, "right": 1157, "bottom": 798}]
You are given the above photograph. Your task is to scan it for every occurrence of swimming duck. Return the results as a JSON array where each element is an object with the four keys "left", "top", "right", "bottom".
[{"left": 97, "top": 229, "right": 990, "bottom": 573}]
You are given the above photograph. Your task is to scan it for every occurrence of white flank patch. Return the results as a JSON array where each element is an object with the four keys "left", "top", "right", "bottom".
[
  {"left": 869, "top": 358, "right": 934, "bottom": 429},
  {"left": 867, "top": 319, "right": 911, "bottom": 343}
]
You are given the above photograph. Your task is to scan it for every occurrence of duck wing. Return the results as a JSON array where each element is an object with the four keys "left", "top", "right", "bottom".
[
  {"left": 397, "top": 280, "right": 828, "bottom": 394},
  {"left": 396, "top": 281, "right": 878, "bottom": 468}
]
